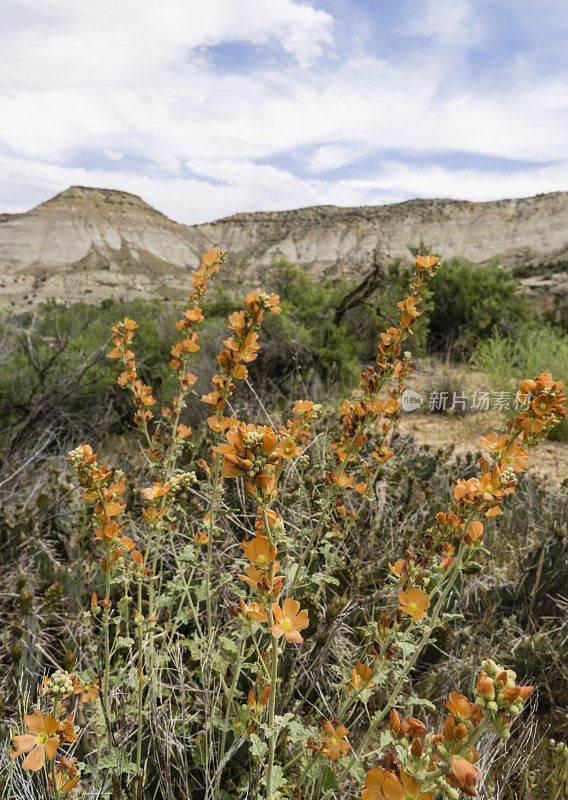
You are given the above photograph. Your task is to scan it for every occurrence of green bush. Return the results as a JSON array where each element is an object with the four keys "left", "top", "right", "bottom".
[{"left": 427, "top": 258, "right": 531, "bottom": 355}]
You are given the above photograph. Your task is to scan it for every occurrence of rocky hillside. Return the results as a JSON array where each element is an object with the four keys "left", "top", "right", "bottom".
[{"left": 1, "top": 186, "right": 567, "bottom": 315}]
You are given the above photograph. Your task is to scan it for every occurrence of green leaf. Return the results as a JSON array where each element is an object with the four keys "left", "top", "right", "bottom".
[
  {"left": 322, "top": 764, "right": 339, "bottom": 791},
  {"left": 219, "top": 635, "right": 238, "bottom": 659},
  {"left": 405, "top": 696, "right": 436, "bottom": 711},
  {"left": 249, "top": 733, "right": 268, "bottom": 761},
  {"left": 287, "top": 718, "right": 317, "bottom": 744},
  {"left": 194, "top": 581, "right": 208, "bottom": 602},
  {"left": 441, "top": 613, "right": 463, "bottom": 623},
  {"left": 114, "top": 636, "right": 134, "bottom": 649}
]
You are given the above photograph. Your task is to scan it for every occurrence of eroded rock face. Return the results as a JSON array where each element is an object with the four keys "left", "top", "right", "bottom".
[{"left": 1, "top": 185, "right": 567, "bottom": 316}]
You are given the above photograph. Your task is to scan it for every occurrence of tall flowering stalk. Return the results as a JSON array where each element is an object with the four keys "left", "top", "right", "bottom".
[{"left": 201, "top": 289, "right": 282, "bottom": 631}]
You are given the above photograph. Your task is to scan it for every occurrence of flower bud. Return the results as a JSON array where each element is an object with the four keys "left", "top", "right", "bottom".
[
  {"left": 443, "top": 714, "right": 456, "bottom": 742},
  {"left": 389, "top": 708, "right": 401, "bottom": 736},
  {"left": 501, "top": 686, "right": 521, "bottom": 703},
  {"left": 454, "top": 723, "right": 468, "bottom": 741},
  {"left": 482, "top": 659, "right": 498, "bottom": 676},
  {"left": 411, "top": 738, "right": 423, "bottom": 757},
  {"left": 476, "top": 673, "right": 495, "bottom": 699}
]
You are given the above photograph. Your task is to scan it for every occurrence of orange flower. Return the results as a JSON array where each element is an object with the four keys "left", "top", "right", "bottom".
[
  {"left": 464, "top": 520, "right": 484, "bottom": 544},
  {"left": 500, "top": 442, "right": 528, "bottom": 473},
  {"left": 237, "top": 564, "right": 284, "bottom": 595},
  {"left": 479, "top": 432, "right": 508, "bottom": 455},
  {"left": 400, "top": 716, "right": 427, "bottom": 738},
  {"left": 445, "top": 692, "right": 478, "bottom": 722},
  {"left": 277, "top": 438, "right": 302, "bottom": 459},
  {"left": 398, "top": 587, "right": 430, "bottom": 622},
  {"left": 49, "top": 756, "right": 80, "bottom": 794},
  {"left": 362, "top": 767, "right": 432, "bottom": 800},
  {"left": 321, "top": 720, "right": 350, "bottom": 760},
  {"left": 330, "top": 471, "right": 354, "bottom": 488},
  {"left": 416, "top": 255, "right": 439, "bottom": 270},
  {"left": 242, "top": 535, "right": 276, "bottom": 568},
  {"left": 388, "top": 559, "right": 406, "bottom": 578},
  {"left": 74, "top": 677, "right": 100, "bottom": 703},
  {"left": 346, "top": 661, "right": 375, "bottom": 691},
  {"left": 398, "top": 296, "right": 422, "bottom": 328},
  {"left": 10, "top": 709, "right": 59, "bottom": 771},
  {"left": 448, "top": 756, "right": 482, "bottom": 797},
  {"left": 140, "top": 482, "right": 170, "bottom": 501},
  {"left": 269, "top": 598, "right": 309, "bottom": 643},
  {"left": 239, "top": 598, "right": 268, "bottom": 623}
]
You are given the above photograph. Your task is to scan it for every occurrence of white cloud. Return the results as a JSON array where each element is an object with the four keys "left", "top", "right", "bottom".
[
  {"left": 403, "top": 0, "right": 479, "bottom": 45},
  {"left": 0, "top": 0, "right": 567, "bottom": 221}
]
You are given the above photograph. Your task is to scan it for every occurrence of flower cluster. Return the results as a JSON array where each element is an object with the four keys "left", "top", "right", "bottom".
[
  {"left": 474, "top": 659, "right": 535, "bottom": 739},
  {"left": 377, "top": 372, "right": 565, "bottom": 646},
  {"left": 67, "top": 445, "right": 139, "bottom": 570},
  {"left": 107, "top": 317, "right": 156, "bottom": 428},
  {"left": 514, "top": 372, "right": 567, "bottom": 440},
  {"left": 201, "top": 289, "right": 281, "bottom": 431},
  {"left": 277, "top": 400, "right": 322, "bottom": 460},
  {"left": 189, "top": 245, "right": 226, "bottom": 302},
  {"left": 215, "top": 424, "right": 280, "bottom": 499},
  {"left": 108, "top": 247, "right": 225, "bottom": 464},
  {"left": 158, "top": 247, "right": 227, "bottom": 456},
  {"left": 363, "top": 661, "right": 534, "bottom": 799}
]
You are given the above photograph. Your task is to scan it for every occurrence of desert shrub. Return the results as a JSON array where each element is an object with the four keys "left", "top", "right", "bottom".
[
  {"left": 427, "top": 258, "right": 531, "bottom": 355},
  {"left": 2, "top": 248, "right": 566, "bottom": 800},
  {"left": 260, "top": 259, "right": 386, "bottom": 387}
]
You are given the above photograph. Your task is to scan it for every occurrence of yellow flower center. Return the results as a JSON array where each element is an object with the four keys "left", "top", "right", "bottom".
[
  {"left": 36, "top": 733, "right": 48, "bottom": 746},
  {"left": 408, "top": 602, "right": 417, "bottom": 612},
  {"left": 256, "top": 555, "right": 267, "bottom": 567},
  {"left": 404, "top": 794, "right": 417, "bottom": 800},
  {"left": 332, "top": 736, "right": 340, "bottom": 744},
  {"left": 281, "top": 618, "right": 292, "bottom": 630}
]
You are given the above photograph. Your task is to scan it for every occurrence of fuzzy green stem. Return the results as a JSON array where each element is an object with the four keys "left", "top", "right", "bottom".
[
  {"left": 135, "top": 578, "right": 144, "bottom": 781},
  {"left": 216, "top": 635, "right": 245, "bottom": 799},
  {"left": 205, "top": 456, "right": 222, "bottom": 633}
]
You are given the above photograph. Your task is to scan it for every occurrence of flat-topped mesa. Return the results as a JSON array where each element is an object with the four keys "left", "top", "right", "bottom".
[
  {"left": 0, "top": 187, "right": 567, "bottom": 313},
  {"left": 36, "top": 186, "right": 170, "bottom": 216}
]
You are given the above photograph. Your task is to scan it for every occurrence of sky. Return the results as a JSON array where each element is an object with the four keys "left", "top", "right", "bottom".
[{"left": 1, "top": 0, "right": 568, "bottom": 224}]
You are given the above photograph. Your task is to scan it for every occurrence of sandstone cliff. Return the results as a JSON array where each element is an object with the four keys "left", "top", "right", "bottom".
[{"left": 1, "top": 186, "right": 567, "bottom": 316}]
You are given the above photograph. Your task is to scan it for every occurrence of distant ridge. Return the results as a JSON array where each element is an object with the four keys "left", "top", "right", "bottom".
[{"left": 0, "top": 185, "right": 567, "bottom": 316}]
